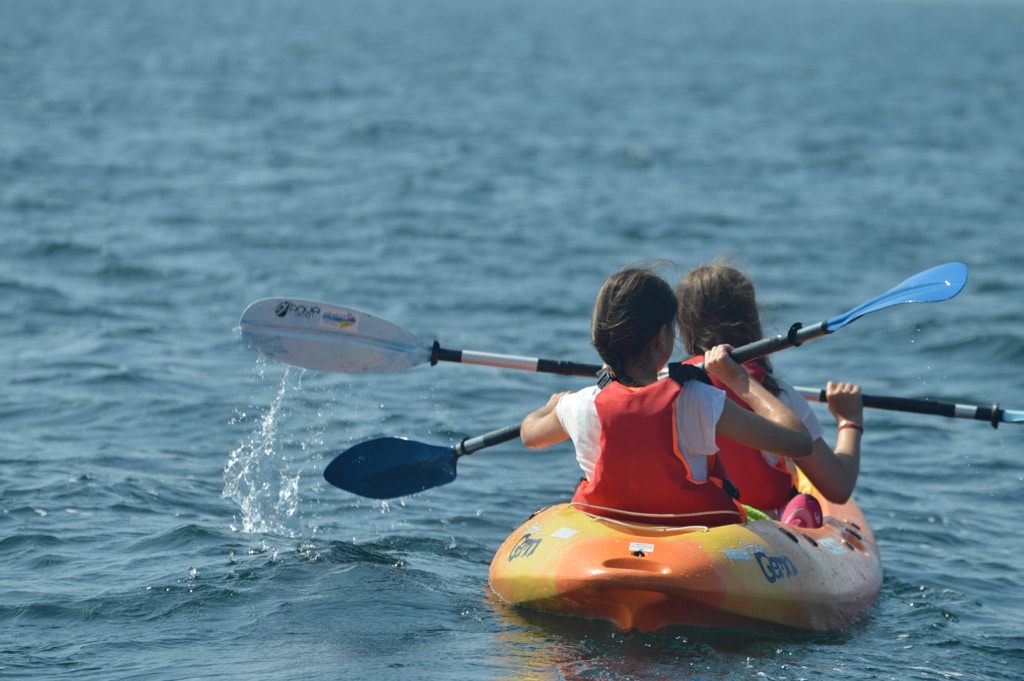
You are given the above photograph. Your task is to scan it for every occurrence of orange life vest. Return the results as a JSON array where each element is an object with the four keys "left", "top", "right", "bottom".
[
  {"left": 571, "top": 369, "right": 746, "bottom": 527},
  {"left": 684, "top": 356, "right": 797, "bottom": 511}
]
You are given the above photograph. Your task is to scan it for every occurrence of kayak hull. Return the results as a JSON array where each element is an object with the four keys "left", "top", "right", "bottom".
[{"left": 488, "top": 485, "right": 882, "bottom": 634}]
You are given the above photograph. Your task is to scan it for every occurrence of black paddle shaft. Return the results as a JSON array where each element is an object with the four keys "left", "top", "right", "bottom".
[
  {"left": 805, "top": 388, "right": 1007, "bottom": 428},
  {"left": 454, "top": 424, "right": 522, "bottom": 456}
]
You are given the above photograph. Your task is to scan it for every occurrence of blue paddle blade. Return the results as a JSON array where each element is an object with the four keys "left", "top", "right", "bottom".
[
  {"left": 323, "top": 437, "right": 458, "bottom": 499},
  {"left": 826, "top": 262, "right": 967, "bottom": 331}
]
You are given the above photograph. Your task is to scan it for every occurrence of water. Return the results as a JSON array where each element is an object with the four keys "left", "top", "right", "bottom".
[{"left": 2, "top": 0, "right": 1023, "bottom": 678}]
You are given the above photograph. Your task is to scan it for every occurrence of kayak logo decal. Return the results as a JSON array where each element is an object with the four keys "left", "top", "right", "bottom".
[
  {"left": 755, "top": 551, "right": 798, "bottom": 583},
  {"left": 275, "top": 301, "right": 321, "bottom": 319},
  {"left": 508, "top": 533, "right": 542, "bottom": 562}
]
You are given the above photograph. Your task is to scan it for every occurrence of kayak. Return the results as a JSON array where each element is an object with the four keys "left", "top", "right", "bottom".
[{"left": 488, "top": 475, "right": 882, "bottom": 634}]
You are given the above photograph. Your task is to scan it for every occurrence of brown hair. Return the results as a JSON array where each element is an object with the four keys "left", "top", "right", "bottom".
[
  {"left": 591, "top": 267, "right": 677, "bottom": 385},
  {"left": 675, "top": 263, "right": 779, "bottom": 394}
]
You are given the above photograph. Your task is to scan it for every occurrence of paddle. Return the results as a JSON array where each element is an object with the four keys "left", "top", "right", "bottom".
[
  {"left": 323, "top": 424, "right": 521, "bottom": 499},
  {"left": 242, "top": 262, "right": 966, "bottom": 378},
  {"left": 239, "top": 298, "right": 601, "bottom": 376},
  {"left": 794, "top": 386, "right": 1023, "bottom": 428},
  {"left": 323, "top": 262, "right": 969, "bottom": 498}
]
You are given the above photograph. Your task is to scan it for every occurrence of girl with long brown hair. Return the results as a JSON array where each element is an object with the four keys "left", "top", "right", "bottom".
[
  {"left": 520, "top": 266, "right": 812, "bottom": 527},
  {"left": 676, "top": 262, "right": 863, "bottom": 524}
]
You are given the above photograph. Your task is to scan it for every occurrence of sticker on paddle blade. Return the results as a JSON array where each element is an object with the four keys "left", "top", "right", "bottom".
[{"left": 320, "top": 306, "right": 360, "bottom": 333}]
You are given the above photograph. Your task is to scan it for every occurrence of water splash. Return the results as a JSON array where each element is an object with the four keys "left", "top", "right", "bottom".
[{"left": 222, "top": 364, "right": 327, "bottom": 537}]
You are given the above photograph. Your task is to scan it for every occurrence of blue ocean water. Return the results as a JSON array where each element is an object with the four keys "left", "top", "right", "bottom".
[{"left": 2, "top": 0, "right": 1023, "bottom": 678}]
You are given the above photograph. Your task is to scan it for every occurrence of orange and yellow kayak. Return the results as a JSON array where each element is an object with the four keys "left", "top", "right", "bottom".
[{"left": 488, "top": 478, "right": 882, "bottom": 634}]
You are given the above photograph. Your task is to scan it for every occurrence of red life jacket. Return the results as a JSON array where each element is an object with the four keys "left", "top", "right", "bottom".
[
  {"left": 571, "top": 372, "right": 745, "bottom": 527},
  {"left": 684, "top": 356, "right": 797, "bottom": 511}
]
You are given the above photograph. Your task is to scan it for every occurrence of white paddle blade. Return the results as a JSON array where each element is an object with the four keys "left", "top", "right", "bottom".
[{"left": 239, "top": 298, "right": 432, "bottom": 373}]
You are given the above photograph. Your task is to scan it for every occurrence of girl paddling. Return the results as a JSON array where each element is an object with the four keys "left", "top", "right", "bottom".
[{"left": 520, "top": 266, "right": 812, "bottom": 527}]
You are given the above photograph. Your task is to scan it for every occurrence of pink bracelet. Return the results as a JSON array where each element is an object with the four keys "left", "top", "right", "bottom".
[{"left": 838, "top": 421, "right": 863, "bottom": 433}]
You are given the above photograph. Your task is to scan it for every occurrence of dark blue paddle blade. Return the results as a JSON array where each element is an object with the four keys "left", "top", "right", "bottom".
[
  {"left": 323, "top": 437, "right": 457, "bottom": 499},
  {"left": 826, "top": 262, "right": 967, "bottom": 331}
]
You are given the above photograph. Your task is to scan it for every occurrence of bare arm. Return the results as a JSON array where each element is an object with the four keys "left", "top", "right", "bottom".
[
  {"left": 704, "top": 345, "right": 812, "bottom": 459},
  {"left": 796, "top": 381, "right": 863, "bottom": 503},
  {"left": 520, "top": 391, "right": 572, "bottom": 449}
]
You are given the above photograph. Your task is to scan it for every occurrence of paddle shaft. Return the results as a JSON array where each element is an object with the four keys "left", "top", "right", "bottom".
[
  {"left": 434, "top": 323, "right": 840, "bottom": 379},
  {"left": 431, "top": 343, "right": 601, "bottom": 377},
  {"left": 445, "top": 261, "right": 967, "bottom": 377},
  {"left": 438, "top": 262, "right": 967, "bottom": 376},
  {"left": 454, "top": 423, "right": 522, "bottom": 456},
  {"left": 794, "top": 386, "right": 1019, "bottom": 428}
]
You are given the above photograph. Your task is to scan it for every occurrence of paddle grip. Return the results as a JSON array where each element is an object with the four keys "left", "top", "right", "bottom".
[
  {"left": 728, "top": 321, "right": 829, "bottom": 365},
  {"left": 431, "top": 342, "right": 462, "bottom": 365},
  {"left": 536, "top": 359, "right": 602, "bottom": 377}
]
